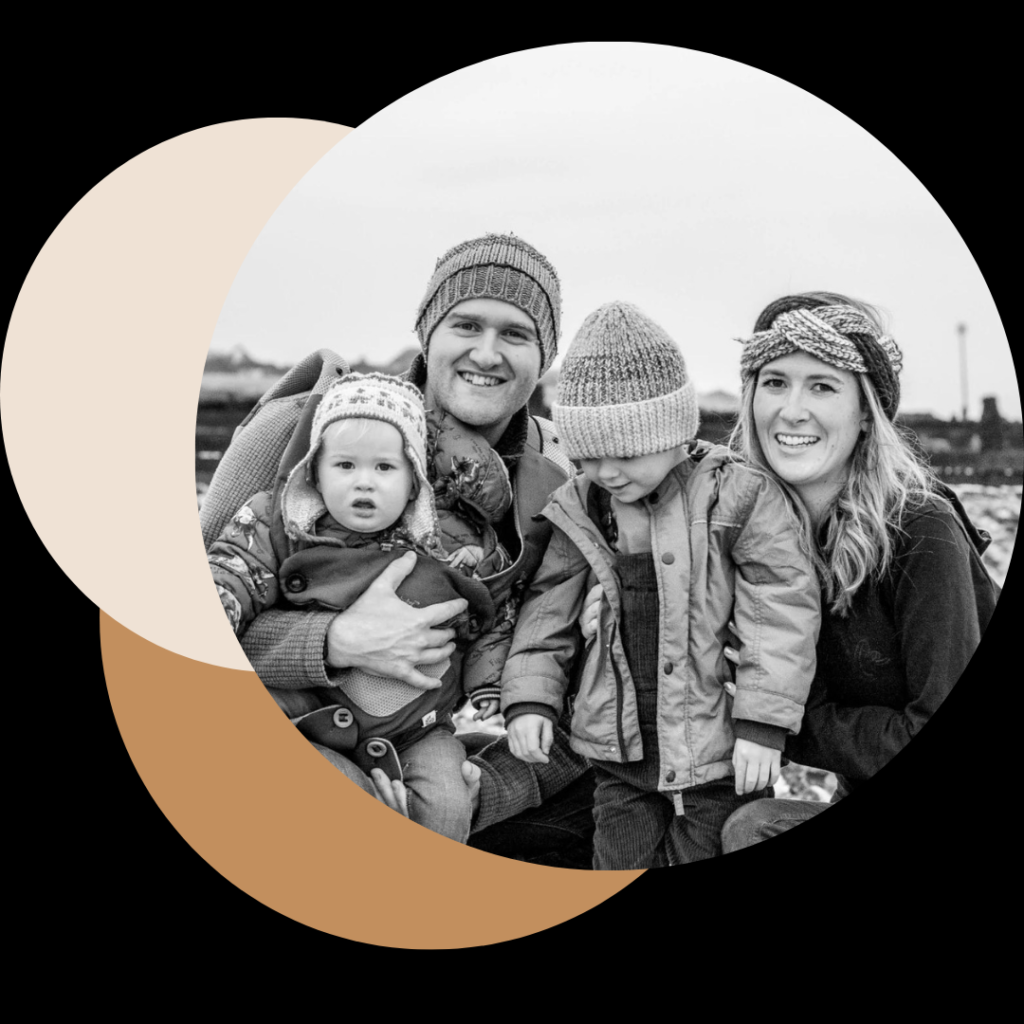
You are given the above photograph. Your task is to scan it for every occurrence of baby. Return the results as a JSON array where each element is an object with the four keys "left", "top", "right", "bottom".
[
  {"left": 501, "top": 302, "right": 821, "bottom": 868},
  {"left": 209, "top": 372, "right": 512, "bottom": 842}
]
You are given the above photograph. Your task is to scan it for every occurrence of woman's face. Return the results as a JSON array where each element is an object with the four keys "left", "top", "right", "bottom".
[{"left": 752, "top": 351, "right": 869, "bottom": 517}]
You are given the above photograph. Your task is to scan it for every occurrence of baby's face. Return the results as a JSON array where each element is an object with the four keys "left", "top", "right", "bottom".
[
  {"left": 316, "top": 419, "right": 415, "bottom": 533},
  {"left": 580, "top": 447, "right": 687, "bottom": 504}
]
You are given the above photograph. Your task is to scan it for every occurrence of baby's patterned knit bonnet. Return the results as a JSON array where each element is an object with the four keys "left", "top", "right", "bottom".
[{"left": 553, "top": 301, "right": 699, "bottom": 459}]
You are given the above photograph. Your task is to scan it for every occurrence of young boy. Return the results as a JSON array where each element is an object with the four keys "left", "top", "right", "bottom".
[
  {"left": 208, "top": 372, "right": 513, "bottom": 842},
  {"left": 501, "top": 302, "right": 821, "bottom": 868}
]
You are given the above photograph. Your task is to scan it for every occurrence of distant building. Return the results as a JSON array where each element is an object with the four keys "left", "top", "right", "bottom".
[{"left": 199, "top": 353, "right": 1022, "bottom": 485}]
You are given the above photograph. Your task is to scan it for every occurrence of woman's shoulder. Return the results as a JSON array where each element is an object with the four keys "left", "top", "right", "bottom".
[
  {"left": 891, "top": 487, "right": 994, "bottom": 576},
  {"left": 885, "top": 487, "right": 1000, "bottom": 613},
  {"left": 897, "top": 488, "right": 982, "bottom": 546}
]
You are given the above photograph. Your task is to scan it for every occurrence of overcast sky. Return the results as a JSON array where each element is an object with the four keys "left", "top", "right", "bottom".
[{"left": 211, "top": 43, "right": 1018, "bottom": 420}]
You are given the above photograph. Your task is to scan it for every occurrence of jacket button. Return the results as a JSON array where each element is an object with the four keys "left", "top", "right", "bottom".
[
  {"left": 661, "top": 552, "right": 675, "bottom": 565},
  {"left": 664, "top": 662, "right": 673, "bottom": 675},
  {"left": 284, "top": 573, "right": 306, "bottom": 593},
  {"left": 333, "top": 708, "right": 354, "bottom": 729},
  {"left": 666, "top": 771, "right": 676, "bottom": 783}
]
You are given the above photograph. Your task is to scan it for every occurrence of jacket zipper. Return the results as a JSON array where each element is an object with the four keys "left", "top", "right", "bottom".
[{"left": 608, "top": 623, "right": 629, "bottom": 759}]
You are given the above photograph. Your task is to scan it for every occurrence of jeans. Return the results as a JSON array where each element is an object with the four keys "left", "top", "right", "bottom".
[
  {"left": 313, "top": 725, "right": 471, "bottom": 843},
  {"left": 720, "top": 796, "right": 829, "bottom": 854},
  {"left": 591, "top": 771, "right": 772, "bottom": 869},
  {"left": 315, "top": 725, "right": 597, "bottom": 864}
]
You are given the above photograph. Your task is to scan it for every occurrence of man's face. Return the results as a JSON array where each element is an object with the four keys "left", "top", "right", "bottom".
[{"left": 423, "top": 298, "right": 543, "bottom": 445}]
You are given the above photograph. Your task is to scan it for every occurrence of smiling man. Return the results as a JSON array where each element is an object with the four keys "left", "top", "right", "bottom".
[{"left": 213, "top": 233, "right": 597, "bottom": 865}]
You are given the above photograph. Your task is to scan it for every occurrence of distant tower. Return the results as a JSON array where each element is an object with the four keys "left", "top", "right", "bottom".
[
  {"left": 980, "top": 396, "right": 1005, "bottom": 452},
  {"left": 957, "top": 323, "right": 969, "bottom": 421}
]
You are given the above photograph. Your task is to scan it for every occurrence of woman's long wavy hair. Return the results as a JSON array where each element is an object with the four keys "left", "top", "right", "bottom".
[{"left": 730, "top": 292, "right": 940, "bottom": 616}]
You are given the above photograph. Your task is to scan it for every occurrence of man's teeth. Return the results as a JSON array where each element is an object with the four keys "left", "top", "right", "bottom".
[
  {"left": 776, "top": 434, "right": 819, "bottom": 447},
  {"left": 459, "top": 372, "right": 502, "bottom": 387}
]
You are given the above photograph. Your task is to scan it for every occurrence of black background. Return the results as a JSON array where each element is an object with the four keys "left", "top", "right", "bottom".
[{"left": 4, "top": 37, "right": 1016, "bottom": 966}]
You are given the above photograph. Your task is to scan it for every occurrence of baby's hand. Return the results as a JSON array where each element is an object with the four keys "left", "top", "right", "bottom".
[
  {"left": 448, "top": 545, "right": 484, "bottom": 570},
  {"left": 472, "top": 699, "right": 500, "bottom": 722},
  {"left": 507, "top": 713, "right": 554, "bottom": 764},
  {"left": 732, "top": 738, "right": 780, "bottom": 795}
]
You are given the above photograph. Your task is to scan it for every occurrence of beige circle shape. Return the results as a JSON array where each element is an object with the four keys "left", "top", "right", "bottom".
[
  {"left": 5, "top": 117, "right": 642, "bottom": 947},
  {"left": 2, "top": 118, "right": 347, "bottom": 668}
]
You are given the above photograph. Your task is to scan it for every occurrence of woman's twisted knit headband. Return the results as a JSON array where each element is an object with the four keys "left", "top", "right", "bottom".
[{"left": 737, "top": 305, "right": 904, "bottom": 419}]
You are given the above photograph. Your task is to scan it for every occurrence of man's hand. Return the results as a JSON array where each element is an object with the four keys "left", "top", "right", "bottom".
[
  {"left": 732, "top": 738, "right": 780, "bottom": 795},
  {"left": 369, "top": 768, "right": 410, "bottom": 817},
  {"left": 325, "top": 550, "right": 468, "bottom": 689},
  {"left": 723, "top": 646, "right": 739, "bottom": 696},
  {"left": 507, "top": 713, "right": 554, "bottom": 764},
  {"left": 579, "top": 584, "right": 604, "bottom": 645}
]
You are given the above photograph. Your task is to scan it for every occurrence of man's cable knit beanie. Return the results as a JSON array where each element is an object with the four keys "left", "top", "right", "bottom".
[
  {"left": 414, "top": 233, "right": 562, "bottom": 374},
  {"left": 553, "top": 301, "right": 699, "bottom": 459}
]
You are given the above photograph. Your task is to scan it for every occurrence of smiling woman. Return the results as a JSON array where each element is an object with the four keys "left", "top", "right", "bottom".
[
  {"left": 721, "top": 293, "right": 1001, "bottom": 850},
  {"left": 752, "top": 352, "right": 869, "bottom": 524}
]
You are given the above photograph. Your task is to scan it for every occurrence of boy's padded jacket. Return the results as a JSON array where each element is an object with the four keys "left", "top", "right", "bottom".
[{"left": 501, "top": 444, "right": 821, "bottom": 794}]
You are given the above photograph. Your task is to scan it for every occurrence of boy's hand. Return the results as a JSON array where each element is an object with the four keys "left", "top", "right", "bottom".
[
  {"left": 507, "top": 714, "right": 554, "bottom": 763},
  {"left": 732, "top": 739, "right": 780, "bottom": 795},
  {"left": 472, "top": 699, "right": 500, "bottom": 722}
]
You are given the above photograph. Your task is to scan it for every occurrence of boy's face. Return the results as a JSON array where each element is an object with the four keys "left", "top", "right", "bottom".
[
  {"left": 315, "top": 419, "right": 415, "bottom": 533},
  {"left": 580, "top": 447, "right": 686, "bottom": 504}
]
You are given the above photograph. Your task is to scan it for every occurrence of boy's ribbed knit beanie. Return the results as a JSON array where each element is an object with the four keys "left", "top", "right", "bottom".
[
  {"left": 414, "top": 233, "right": 561, "bottom": 374},
  {"left": 553, "top": 301, "right": 699, "bottom": 459}
]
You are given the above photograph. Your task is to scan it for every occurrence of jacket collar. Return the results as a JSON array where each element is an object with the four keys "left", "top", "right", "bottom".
[{"left": 313, "top": 513, "right": 391, "bottom": 547}]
